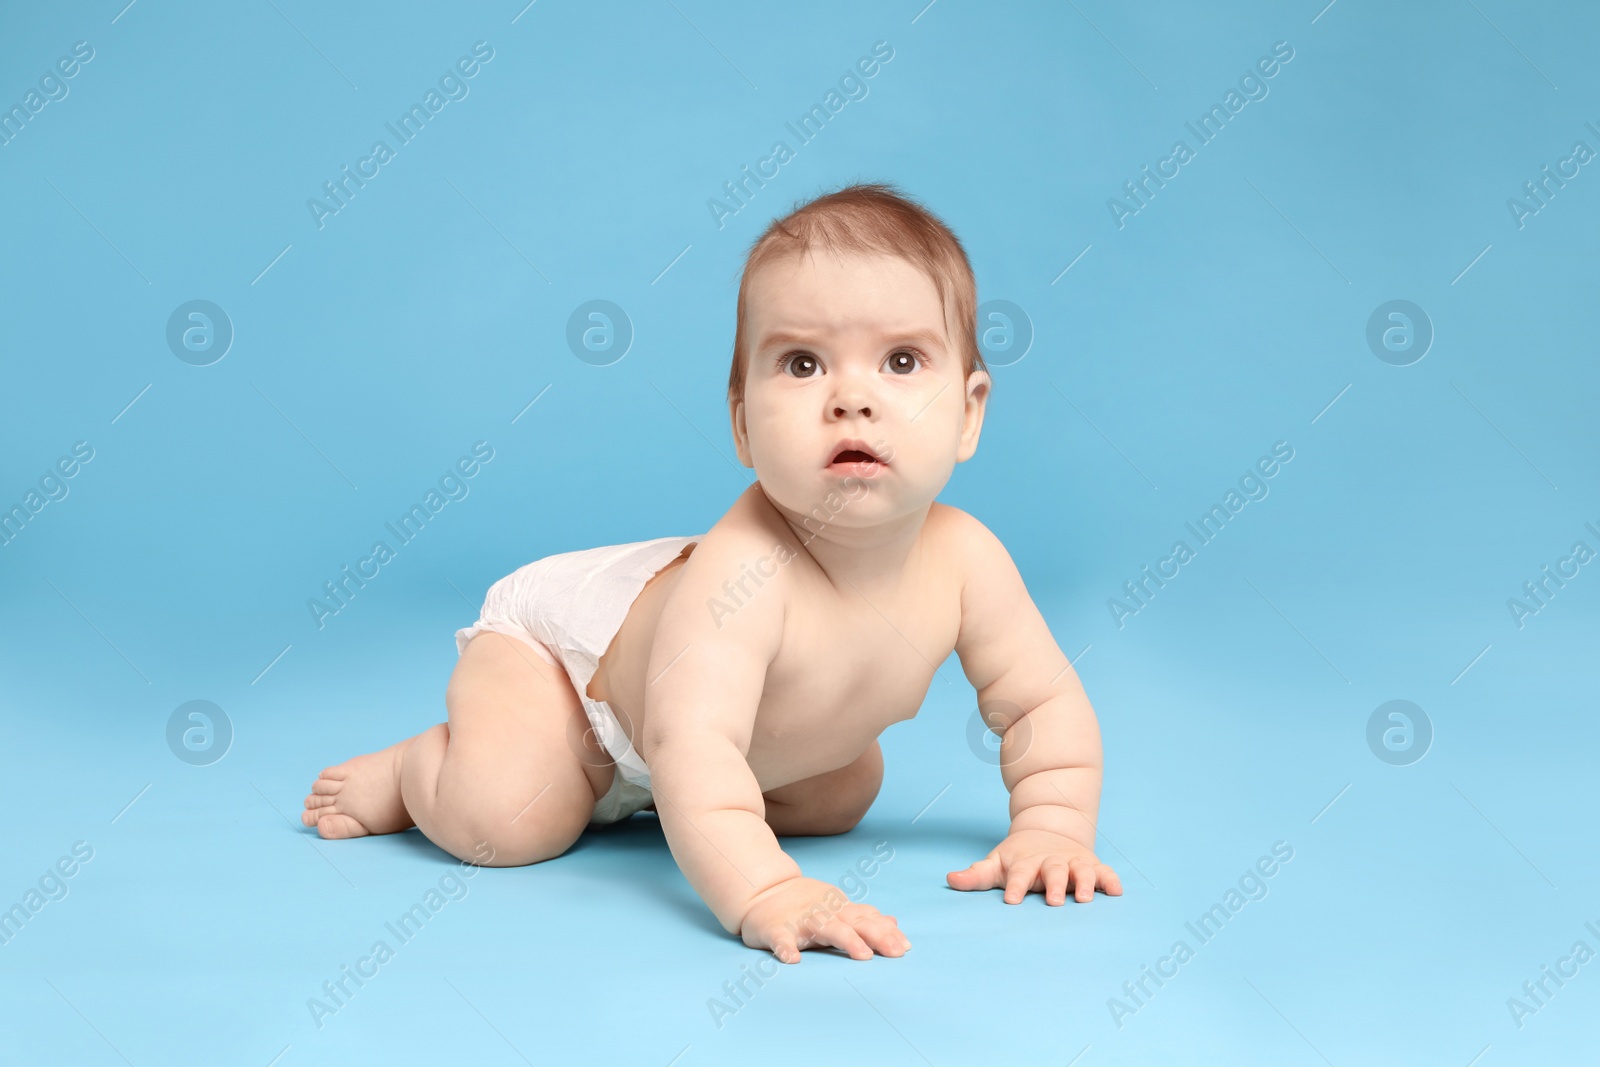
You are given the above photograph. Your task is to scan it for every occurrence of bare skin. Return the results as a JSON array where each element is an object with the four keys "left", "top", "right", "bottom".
[
  {"left": 301, "top": 532, "right": 889, "bottom": 850},
  {"left": 304, "top": 246, "right": 1121, "bottom": 965}
]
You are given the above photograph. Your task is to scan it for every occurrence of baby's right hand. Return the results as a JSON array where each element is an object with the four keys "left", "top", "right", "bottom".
[{"left": 738, "top": 876, "right": 910, "bottom": 963}]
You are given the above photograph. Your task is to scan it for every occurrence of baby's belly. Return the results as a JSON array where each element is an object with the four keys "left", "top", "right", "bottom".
[
  {"left": 743, "top": 732, "right": 882, "bottom": 792},
  {"left": 743, "top": 681, "right": 930, "bottom": 791}
]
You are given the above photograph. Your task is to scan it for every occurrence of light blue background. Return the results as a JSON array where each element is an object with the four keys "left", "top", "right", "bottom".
[{"left": 2, "top": 1, "right": 1596, "bottom": 1063}]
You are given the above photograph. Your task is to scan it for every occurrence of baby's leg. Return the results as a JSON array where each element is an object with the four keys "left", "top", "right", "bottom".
[
  {"left": 762, "top": 740, "right": 884, "bottom": 837},
  {"left": 302, "top": 631, "right": 613, "bottom": 866}
]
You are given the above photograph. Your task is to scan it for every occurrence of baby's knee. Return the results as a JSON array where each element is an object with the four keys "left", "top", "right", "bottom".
[
  {"left": 813, "top": 809, "right": 869, "bottom": 836},
  {"left": 438, "top": 784, "right": 589, "bottom": 867},
  {"left": 435, "top": 817, "right": 574, "bottom": 867},
  {"left": 449, "top": 832, "right": 564, "bottom": 868}
]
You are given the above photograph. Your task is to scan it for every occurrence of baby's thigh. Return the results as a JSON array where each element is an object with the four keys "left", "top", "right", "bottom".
[{"left": 436, "top": 632, "right": 613, "bottom": 858}]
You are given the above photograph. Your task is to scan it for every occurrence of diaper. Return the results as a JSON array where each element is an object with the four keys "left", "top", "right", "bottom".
[
  {"left": 590, "top": 766, "right": 658, "bottom": 826},
  {"left": 453, "top": 535, "right": 702, "bottom": 825}
]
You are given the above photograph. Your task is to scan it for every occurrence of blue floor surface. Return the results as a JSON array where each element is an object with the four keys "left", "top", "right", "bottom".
[{"left": 2, "top": 1, "right": 1597, "bottom": 1064}]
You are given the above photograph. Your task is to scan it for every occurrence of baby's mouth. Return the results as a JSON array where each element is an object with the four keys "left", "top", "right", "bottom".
[
  {"left": 825, "top": 442, "right": 888, "bottom": 477},
  {"left": 825, "top": 438, "right": 889, "bottom": 479}
]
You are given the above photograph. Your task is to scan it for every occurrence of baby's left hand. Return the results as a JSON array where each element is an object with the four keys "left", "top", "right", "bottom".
[{"left": 946, "top": 829, "right": 1124, "bottom": 905}]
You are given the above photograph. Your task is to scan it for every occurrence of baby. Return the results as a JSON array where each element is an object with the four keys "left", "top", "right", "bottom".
[{"left": 302, "top": 182, "right": 1121, "bottom": 963}]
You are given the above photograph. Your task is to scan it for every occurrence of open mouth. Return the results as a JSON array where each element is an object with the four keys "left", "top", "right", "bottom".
[{"left": 826, "top": 439, "right": 888, "bottom": 475}]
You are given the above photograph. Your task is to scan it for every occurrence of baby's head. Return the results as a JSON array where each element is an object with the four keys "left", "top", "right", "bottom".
[{"left": 727, "top": 183, "right": 991, "bottom": 539}]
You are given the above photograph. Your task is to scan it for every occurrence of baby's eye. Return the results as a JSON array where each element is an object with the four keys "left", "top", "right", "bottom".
[
  {"left": 780, "top": 352, "right": 821, "bottom": 378},
  {"left": 883, "top": 349, "right": 924, "bottom": 375}
]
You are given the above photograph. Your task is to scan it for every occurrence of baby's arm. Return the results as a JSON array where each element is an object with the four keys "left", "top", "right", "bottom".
[
  {"left": 640, "top": 533, "right": 910, "bottom": 962},
  {"left": 945, "top": 512, "right": 1124, "bottom": 905}
]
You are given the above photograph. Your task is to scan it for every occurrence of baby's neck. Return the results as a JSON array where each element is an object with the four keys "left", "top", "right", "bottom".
[{"left": 782, "top": 506, "right": 929, "bottom": 592}]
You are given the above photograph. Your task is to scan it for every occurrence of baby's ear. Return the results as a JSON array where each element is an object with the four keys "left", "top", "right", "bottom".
[
  {"left": 956, "top": 370, "right": 991, "bottom": 462},
  {"left": 728, "top": 396, "right": 754, "bottom": 467}
]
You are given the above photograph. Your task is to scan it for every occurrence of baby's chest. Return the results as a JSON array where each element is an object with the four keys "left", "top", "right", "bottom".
[{"left": 753, "top": 592, "right": 960, "bottom": 749}]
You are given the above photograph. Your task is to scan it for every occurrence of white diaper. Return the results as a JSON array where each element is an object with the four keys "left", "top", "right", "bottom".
[{"left": 453, "top": 535, "right": 701, "bottom": 825}]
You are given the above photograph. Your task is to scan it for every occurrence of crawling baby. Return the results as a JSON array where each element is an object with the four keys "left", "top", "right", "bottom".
[{"left": 302, "top": 182, "right": 1121, "bottom": 963}]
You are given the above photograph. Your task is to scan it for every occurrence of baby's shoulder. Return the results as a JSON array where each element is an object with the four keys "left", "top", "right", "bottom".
[
  {"left": 924, "top": 504, "right": 1022, "bottom": 598},
  {"left": 694, "top": 485, "right": 799, "bottom": 557},
  {"left": 661, "top": 493, "right": 799, "bottom": 643},
  {"left": 925, "top": 502, "right": 1003, "bottom": 559},
  {"left": 673, "top": 490, "right": 804, "bottom": 596}
]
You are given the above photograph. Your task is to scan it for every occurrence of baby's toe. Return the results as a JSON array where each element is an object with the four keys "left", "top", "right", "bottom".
[
  {"left": 315, "top": 812, "right": 369, "bottom": 840},
  {"left": 311, "top": 776, "right": 343, "bottom": 796}
]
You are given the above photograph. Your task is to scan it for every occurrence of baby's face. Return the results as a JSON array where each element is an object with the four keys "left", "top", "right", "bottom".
[{"left": 730, "top": 248, "right": 990, "bottom": 536}]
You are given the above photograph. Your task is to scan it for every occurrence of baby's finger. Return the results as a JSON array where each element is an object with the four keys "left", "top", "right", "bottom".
[
  {"left": 1097, "top": 863, "right": 1125, "bottom": 896},
  {"left": 947, "top": 855, "right": 1002, "bottom": 891},
  {"left": 850, "top": 911, "right": 910, "bottom": 956},
  {"left": 1040, "top": 858, "right": 1072, "bottom": 905},
  {"left": 1069, "top": 857, "right": 1099, "bottom": 902},
  {"left": 817, "top": 918, "right": 875, "bottom": 961},
  {"left": 1002, "top": 859, "right": 1039, "bottom": 904},
  {"left": 766, "top": 929, "right": 802, "bottom": 965}
]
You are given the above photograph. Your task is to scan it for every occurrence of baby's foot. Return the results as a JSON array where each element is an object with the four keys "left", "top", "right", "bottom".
[{"left": 301, "top": 739, "right": 415, "bottom": 839}]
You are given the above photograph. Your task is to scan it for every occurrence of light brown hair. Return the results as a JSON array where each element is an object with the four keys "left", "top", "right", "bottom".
[{"left": 727, "top": 182, "right": 986, "bottom": 402}]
